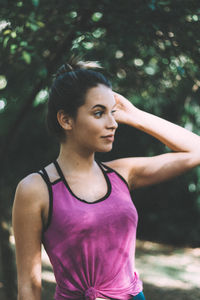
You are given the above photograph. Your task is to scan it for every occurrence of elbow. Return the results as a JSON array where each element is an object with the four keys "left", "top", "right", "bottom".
[{"left": 187, "top": 151, "right": 200, "bottom": 168}]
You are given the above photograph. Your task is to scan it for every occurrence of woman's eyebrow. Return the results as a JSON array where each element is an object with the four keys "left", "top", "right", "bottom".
[
  {"left": 91, "top": 103, "right": 116, "bottom": 109},
  {"left": 91, "top": 104, "right": 106, "bottom": 109}
]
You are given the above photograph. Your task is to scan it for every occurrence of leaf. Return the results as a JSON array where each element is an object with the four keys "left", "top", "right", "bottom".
[
  {"left": 37, "top": 21, "right": 45, "bottom": 28},
  {"left": 20, "top": 41, "right": 28, "bottom": 47},
  {"left": 3, "top": 36, "right": 9, "bottom": 48},
  {"left": 10, "top": 44, "right": 17, "bottom": 54},
  {"left": 3, "top": 29, "right": 11, "bottom": 35},
  {"left": 91, "top": 12, "right": 103, "bottom": 22},
  {"left": 32, "top": 0, "right": 40, "bottom": 7},
  {"left": 26, "top": 21, "right": 39, "bottom": 31},
  {"left": 22, "top": 51, "right": 31, "bottom": 64},
  {"left": 11, "top": 31, "right": 17, "bottom": 38}
]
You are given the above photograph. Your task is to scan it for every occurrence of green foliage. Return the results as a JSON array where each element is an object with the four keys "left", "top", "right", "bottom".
[{"left": 1, "top": 0, "right": 200, "bottom": 245}]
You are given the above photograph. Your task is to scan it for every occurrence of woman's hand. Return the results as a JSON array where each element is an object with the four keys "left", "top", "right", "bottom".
[{"left": 113, "top": 92, "right": 139, "bottom": 125}]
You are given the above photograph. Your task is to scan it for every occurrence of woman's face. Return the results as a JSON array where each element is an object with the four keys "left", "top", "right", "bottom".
[{"left": 69, "top": 84, "right": 118, "bottom": 153}]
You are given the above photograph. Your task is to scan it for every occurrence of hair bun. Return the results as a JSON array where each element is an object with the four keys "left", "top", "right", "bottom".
[
  {"left": 54, "top": 55, "right": 102, "bottom": 78},
  {"left": 55, "top": 63, "right": 73, "bottom": 78}
]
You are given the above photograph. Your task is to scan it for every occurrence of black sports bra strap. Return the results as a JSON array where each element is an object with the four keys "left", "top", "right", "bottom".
[
  {"left": 37, "top": 171, "right": 48, "bottom": 185},
  {"left": 98, "top": 161, "right": 112, "bottom": 172},
  {"left": 37, "top": 169, "right": 53, "bottom": 231},
  {"left": 54, "top": 160, "right": 65, "bottom": 180},
  {"left": 40, "top": 167, "right": 51, "bottom": 183},
  {"left": 98, "top": 161, "right": 130, "bottom": 188},
  {"left": 37, "top": 169, "right": 50, "bottom": 185}
]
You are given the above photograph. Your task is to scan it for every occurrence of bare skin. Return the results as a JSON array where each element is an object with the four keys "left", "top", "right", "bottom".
[{"left": 12, "top": 84, "right": 200, "bottom": 299}]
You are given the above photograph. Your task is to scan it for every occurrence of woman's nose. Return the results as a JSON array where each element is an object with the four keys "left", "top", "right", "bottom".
[{"left": 106, "top": 114, "right": 118, "bottom": 130}]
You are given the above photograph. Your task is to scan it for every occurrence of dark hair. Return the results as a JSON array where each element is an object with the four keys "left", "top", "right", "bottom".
[{"left": 47, "top": 58, "right": 112, "bottom": 142}]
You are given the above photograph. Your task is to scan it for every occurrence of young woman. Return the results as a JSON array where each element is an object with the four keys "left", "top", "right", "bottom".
[{"left": 12, "top": 60, "right": 200, "bottom": 300}]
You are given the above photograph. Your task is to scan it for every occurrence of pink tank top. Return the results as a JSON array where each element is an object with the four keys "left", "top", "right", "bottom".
[{"left": 38, "top": 161, "right": 143, "bottom": 300}]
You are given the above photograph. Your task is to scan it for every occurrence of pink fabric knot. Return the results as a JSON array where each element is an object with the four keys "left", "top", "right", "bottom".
[{"left": 85, "top": 287, "right": 97, "bottom": 300}]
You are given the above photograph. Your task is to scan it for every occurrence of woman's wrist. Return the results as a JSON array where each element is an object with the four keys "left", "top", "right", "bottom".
[{"left": 125, "top": 107, "right": 144, "bottom": 128}]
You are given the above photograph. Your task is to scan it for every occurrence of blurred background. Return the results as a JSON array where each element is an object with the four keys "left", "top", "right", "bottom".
[{"left": 0, "top": 0, "right": 200, "bottom": 299}]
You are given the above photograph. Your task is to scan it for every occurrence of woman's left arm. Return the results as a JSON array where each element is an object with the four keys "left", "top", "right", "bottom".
[{"left": 107, "top": 93, "right": 200, "bottom": 189}]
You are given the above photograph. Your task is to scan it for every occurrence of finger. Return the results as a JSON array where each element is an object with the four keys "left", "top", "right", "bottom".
[{"left": 113, "top": 92, "right": 120, "bottom": 103}]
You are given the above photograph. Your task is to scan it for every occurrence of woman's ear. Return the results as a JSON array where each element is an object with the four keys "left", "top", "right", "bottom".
[{"left": 57, "top": 110, "right": 73, "bottom": 130}]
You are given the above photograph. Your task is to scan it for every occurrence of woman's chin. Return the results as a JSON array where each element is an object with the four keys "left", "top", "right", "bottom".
[{"left": 96, "top": 145, "right": 113, "bottom": 153}]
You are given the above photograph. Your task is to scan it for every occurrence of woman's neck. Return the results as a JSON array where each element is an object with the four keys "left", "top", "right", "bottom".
[{"left": 57, "top": 142, "right": 96, "bottom": 174}]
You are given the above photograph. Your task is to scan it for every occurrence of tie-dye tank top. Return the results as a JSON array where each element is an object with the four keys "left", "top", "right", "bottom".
[{"left": 38, "top": 160, "right": 143, "bottom": 300}]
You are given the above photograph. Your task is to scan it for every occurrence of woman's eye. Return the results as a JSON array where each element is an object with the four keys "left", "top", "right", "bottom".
[
  {"left": 111, "top": 110, "right": 117, "bottom": 114},
  {"left": 94, "top": 111, "right": 103, "bottom": 117}
]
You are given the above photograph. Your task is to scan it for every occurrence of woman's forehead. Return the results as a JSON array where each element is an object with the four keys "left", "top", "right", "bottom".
[{"left": 85, "top": 84, "right": 115, "bottom": 108}]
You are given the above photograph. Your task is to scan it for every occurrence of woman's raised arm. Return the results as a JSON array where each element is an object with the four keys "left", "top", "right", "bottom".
[
  {"left": 12, "top": 174, "right": 48, "bottom": 300},
  {"left": 106, "top": 92, "right": 200, "bottom": 189}
]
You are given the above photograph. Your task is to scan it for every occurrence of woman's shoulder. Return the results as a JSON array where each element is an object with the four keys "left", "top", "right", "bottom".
[
  {"left": 17, "top": 172, "right": 45, "bottom": 192},
  {"left": 101, "top": 158, "right": 131, "bottom": 184},
  {"left": 14, "top": 172, "right": 49, "bottom": 209},
  {"left": 101, "top": 157, "right": 132, "bottom": 172}
]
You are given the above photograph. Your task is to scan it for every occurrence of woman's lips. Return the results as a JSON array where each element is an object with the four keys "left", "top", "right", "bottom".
[{"left": 101, "top": 135, "right": 114, "bottom": 142}]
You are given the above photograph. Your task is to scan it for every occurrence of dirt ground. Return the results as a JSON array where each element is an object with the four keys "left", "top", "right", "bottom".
[
  {"left": 1, "top": 240, "right": 200, "bottom": 299},
  {"left": 135, "top": 240, "right": 200, "bottom": 300}
]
